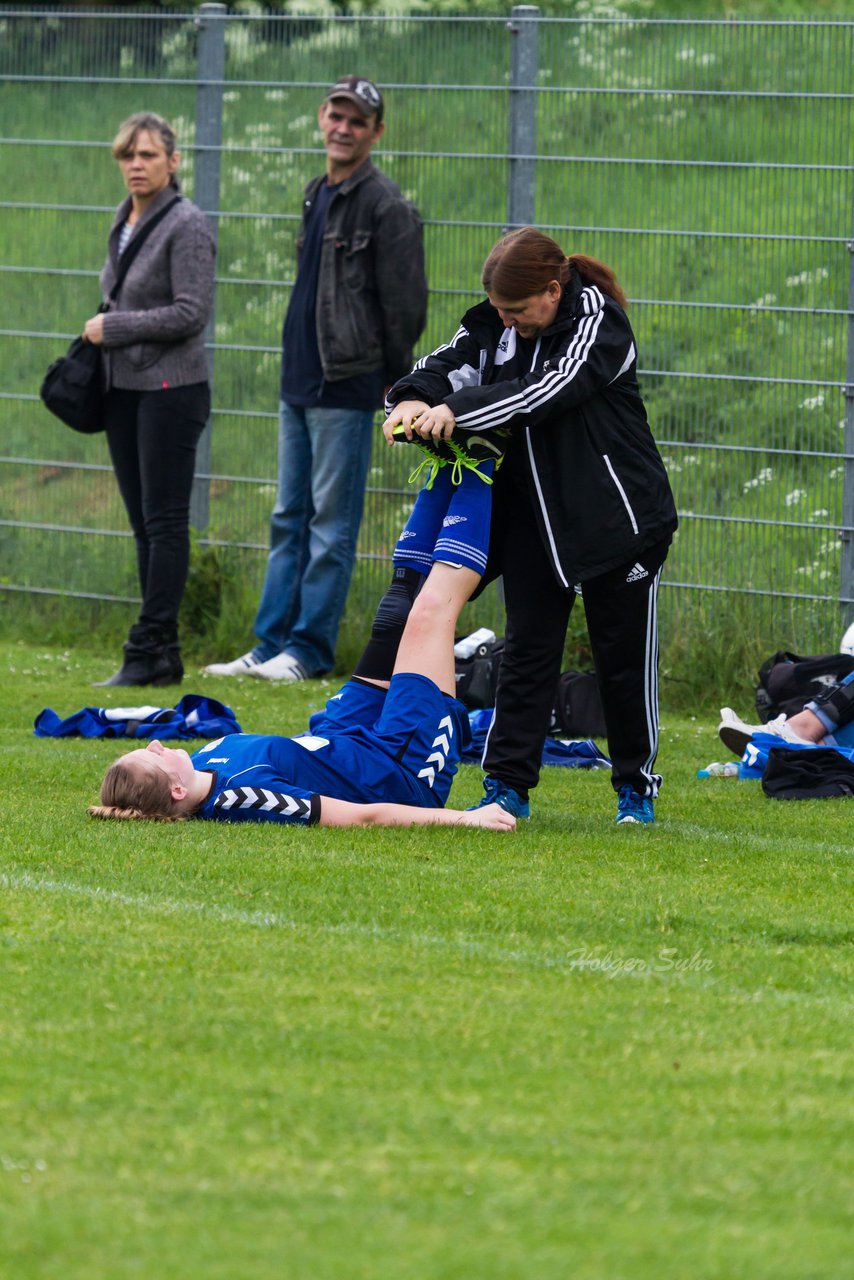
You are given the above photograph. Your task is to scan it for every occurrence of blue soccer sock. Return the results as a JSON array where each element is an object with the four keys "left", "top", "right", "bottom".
[
  {"left": 392, "top": 465, "right": 455, "bottom": 576},
  {"left": 432, "top": 459, "right": 494, "bottom": 575}
]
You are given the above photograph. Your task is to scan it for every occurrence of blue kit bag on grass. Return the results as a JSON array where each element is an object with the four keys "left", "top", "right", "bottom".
[
  {"left": 462, "top": 708, "right": 610, "bottom": 769},
  {"left": 34, "top": 694, "right": 241, "bottom": 741}
]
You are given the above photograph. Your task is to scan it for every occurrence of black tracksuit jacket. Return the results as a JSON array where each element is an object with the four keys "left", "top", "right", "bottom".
[
  {"left": 388, "top": 270, "right": 677, "bottom": 586},
  {"left": 388, "top": 272, "right": 678, "bottom": 800}
]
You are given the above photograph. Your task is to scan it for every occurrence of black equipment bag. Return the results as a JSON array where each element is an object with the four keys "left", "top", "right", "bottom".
[
  {"left": 762, "top": 746, "right": 854, "bottom": 800},
  {"left": 40, "top": 195, "right": 181, "bottom": 434},
  {"left": 552, "top": 669, "right": 607, "bottom": 739},
  {"left": 755, "top": 650, "right": 854, "bottom": 723},
  {"left": 455, "top": 641, "right": 608, "bottom": 741},
  {"left": 455, "top": 636, "right": 504, "bottom": 710}
]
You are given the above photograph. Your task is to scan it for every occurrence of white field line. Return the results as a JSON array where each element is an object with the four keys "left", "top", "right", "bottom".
[
  {"left": 2, "top": 865, "right": 847, "bottom": 990},
  {"left": 0, "top": 868, "right": 721, "bottom": 981},
  {"left": 0, "top": 868, "right": 573, "bottom": 973}
]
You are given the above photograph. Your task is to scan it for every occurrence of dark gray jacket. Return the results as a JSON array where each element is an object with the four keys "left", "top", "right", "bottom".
[
  {"left": 99, "top": 183, "right": 216, "bottom": 391},
  {"left": 300, "top": 160, "right": 427, "bottom": 384}
]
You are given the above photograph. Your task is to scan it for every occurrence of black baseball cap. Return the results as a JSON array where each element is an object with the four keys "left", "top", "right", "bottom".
[{"left": 323, "top": 76, "right": 384, "bottom": 123}]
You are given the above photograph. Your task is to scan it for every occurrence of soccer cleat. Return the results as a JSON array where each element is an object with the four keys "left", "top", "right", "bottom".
[
  {"left": 718, "top": 707, "right": 813, "bottom": 758},
  {"left": 615, "top": 785, "right": 654, "bottom": 824},
  {"left": 391, "top": 422, "right": 510, "bottom": 487},
  {"left": 248, "top": 651, "right": 311, "bottom": 682},
  {"left": 467, "top": 776, "right": 531, "bottom": 819},
  {"left": 202, "top": 651, "right": 262, "bottom": 677},
  {"left": 452, "top": 426, "right": 512, "bottom": 468}
]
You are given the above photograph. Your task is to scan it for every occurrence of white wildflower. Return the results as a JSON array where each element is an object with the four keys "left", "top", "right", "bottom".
[
  {"left": 743, "top": 467, "right": 773, "bottom": 493},
  {"left": 785, "top": 267, "right": 829, "bottom": 287}
]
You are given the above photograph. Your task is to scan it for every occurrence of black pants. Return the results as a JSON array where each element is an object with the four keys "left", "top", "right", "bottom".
[
  {"left": 105, "top": 383, "right": 209, "bottom": 633},
  {"left": 482, "top": 479, "right": 670, "bottom": 800}
]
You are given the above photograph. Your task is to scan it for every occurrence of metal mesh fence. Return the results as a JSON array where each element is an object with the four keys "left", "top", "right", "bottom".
[{"left": 1, "top": 6, "right": 852, "bottom": 656}]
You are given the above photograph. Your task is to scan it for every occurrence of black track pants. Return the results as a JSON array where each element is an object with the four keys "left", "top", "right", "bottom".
[
  {"left": 105, "top": 383, "right": 209, "bottom": 631},
  {"left": 482, "top": 505, "right": 670, "bottom": 799}
]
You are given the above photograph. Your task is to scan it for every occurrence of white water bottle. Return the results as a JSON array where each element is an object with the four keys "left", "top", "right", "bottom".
[
  {"left": 454, "top": 627, "right": 496, "bottom": 660},
  {"left": 697, "top": 761, "right": 739, "bottom": 778}
]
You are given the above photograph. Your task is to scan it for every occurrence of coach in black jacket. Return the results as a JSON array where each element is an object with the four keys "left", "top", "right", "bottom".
[{"left": 384, "top": 227, "right": 678, "bottom": 825}]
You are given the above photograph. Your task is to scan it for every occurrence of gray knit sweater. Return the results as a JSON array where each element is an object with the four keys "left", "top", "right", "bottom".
[{"left": 99, "top": 183, "right": 216, "bottom": 391}]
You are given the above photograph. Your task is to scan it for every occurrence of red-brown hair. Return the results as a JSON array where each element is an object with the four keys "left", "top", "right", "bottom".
[{"left": 482, "top": 227, "right": 627, "bottom": 309}]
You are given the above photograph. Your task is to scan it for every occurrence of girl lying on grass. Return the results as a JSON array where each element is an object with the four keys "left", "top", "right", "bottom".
[{"left": 89, "top": 451, "right": 512, "bottom": 831}]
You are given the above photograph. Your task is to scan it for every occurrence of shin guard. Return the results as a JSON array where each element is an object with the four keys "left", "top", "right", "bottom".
[{"left": 353, "top": 566, "right": 423, "bottom": 681}]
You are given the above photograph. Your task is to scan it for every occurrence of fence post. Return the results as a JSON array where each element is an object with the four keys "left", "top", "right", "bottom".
[
  {"left": 191, "top": 1, "right": 226, "bottom": 533},
  {"left": 840, "top": 226, "right": 854, "bottom": 626},
  {"left": 506, "top": 4, "right": 539, "bottom": 230}
]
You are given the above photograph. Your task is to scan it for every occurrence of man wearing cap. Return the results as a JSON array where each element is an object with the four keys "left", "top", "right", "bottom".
[{"left": 206, "top": 76, "right": 427, "bottom": 683}]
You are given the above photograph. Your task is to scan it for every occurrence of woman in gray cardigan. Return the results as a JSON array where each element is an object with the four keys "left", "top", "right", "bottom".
[{"left": 83, "top": 112, "right": 216, "bottom": 687}]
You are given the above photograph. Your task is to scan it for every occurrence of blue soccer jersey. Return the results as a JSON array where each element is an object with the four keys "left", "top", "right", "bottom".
[{"left": 190, "top": 674, "right": 470, "bottom": 825}]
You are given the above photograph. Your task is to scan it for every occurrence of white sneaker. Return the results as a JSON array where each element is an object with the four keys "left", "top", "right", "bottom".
[
  {"left": 248, "top": 652, "right": 310, "bottom": 682},
  {"left": 718, "top": 707, "right": 813, "bottom": 758},
  {"left": 202, "top": 651, "right": 261, "bottom": 677}
]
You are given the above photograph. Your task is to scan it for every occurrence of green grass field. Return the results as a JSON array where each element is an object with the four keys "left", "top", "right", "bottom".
[{"left": 1, "top": 638, "right": 851, "bottom": 1278}]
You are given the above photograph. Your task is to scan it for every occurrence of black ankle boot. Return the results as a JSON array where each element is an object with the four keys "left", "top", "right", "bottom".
[{"left": 94, "top": 625, "right": 184, "bottom": 689}]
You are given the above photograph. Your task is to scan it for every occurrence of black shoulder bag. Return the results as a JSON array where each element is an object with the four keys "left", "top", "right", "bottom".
[{"left": 40, "top": 195, "right": 181, "bottom": 434}]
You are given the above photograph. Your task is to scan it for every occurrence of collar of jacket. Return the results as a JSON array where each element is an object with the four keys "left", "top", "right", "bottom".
[{"left": 307, "top": 159, "right": 378, "bottom": 202}]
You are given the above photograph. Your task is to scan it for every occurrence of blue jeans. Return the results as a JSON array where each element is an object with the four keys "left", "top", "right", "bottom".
[{"left": 253, "top": 402, "right": 375, "bottom": 674}]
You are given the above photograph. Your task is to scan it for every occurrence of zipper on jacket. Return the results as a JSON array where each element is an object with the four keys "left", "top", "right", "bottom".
[
  {"left": 603, "top": 453, "right": 639, "bottom": 534},
  {"left": 524, "top": 336, "right": 571, "bottom": 588}
]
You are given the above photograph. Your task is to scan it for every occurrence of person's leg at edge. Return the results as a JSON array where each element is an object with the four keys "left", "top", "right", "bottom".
[
  {"left": 104, "top": 389, "right": 147, "bottom": 600},
  {"left": 251, "top": 402, "right": 314, "bottom": 664},
  {"left": 355, "top": 461, "right": 495, "bottom": 682},
  {"left": 99, "top": 384, "right": 207, "bottom": 686},
  {"left": 135, "top": 383, "right": 209, "bottom": 636},
  {"left": 476, "top": 483, "right": 573, "bottom": 816},
  {"left": 794, "top": 668, "right": 854, "bottom": 746},
  {"left": 581, "top": 537, "right": 670, "bottom": 824},
  {"left": 394, "top": 561, "right": 482, "bottom": 691},
  {"left": 313, "top": 552, "right": 482, "bottom": 744},
  {"left": 353, "top": 469, "right": 453, "bottom": 682},
  {"left": 262, "top": 405, "right": 374, "bottom": 677}
]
